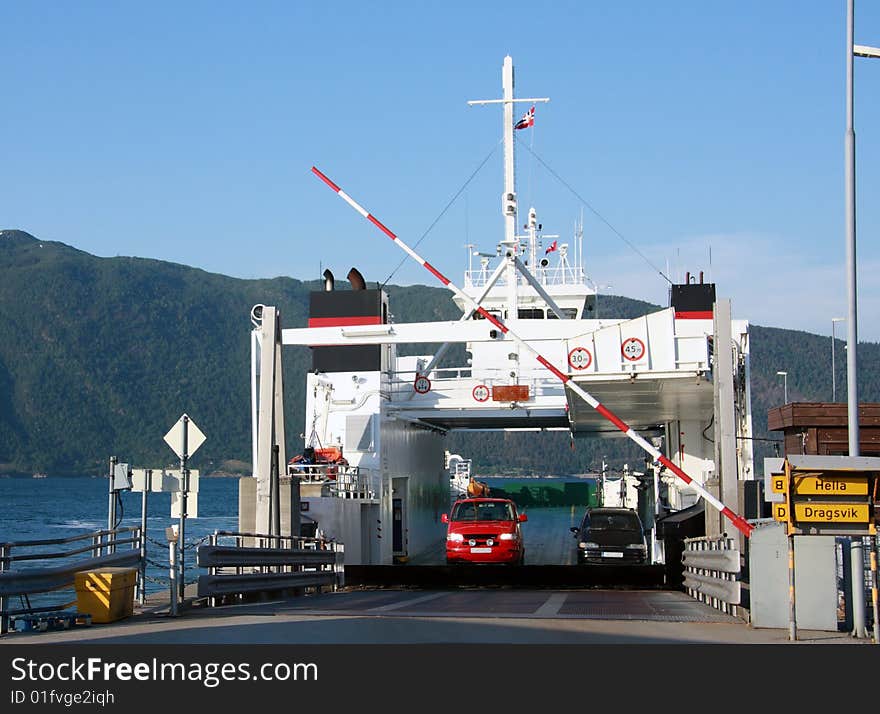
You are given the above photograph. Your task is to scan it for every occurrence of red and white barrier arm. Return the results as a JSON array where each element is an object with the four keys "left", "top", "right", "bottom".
[{"left": 311, "top": 166, "right": 754, "bottom": 538}]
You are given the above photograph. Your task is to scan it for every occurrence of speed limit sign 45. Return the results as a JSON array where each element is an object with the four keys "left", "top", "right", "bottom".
[{"left": 621, "top": 337, "right": 646, "bottom": 362}]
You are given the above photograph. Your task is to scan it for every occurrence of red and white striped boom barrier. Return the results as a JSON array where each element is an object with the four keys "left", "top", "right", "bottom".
[{"left": 311, "top": 166, "right": 754, "bottom": 538}]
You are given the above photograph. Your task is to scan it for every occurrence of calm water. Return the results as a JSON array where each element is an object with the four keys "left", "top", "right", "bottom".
[{"left": 0, "top": 476, "right": 240, "bottom": 605}]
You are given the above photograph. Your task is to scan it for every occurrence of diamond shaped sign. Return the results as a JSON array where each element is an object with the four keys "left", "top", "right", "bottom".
[{"left": 163, "top": 413, "right": 206, "bottom": 460}]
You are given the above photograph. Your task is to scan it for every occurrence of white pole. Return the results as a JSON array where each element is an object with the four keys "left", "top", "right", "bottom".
[
  {"left": 845, "top": 0, "right": 860, "bottom": 458},
  {"left": 846, "top": 0, "right": 867, "bottom": 639},
  {"left": 251, "top": 329, "right": 260, "bottom": 476},
  {"left": 502, "top": 56, "right": 519, "bottom": 326},
  {"left": 168, "top": 540, "right": 178, "bottom": 618},
  {"left": 179, "top": 416, "right": 188, "bottom": 600}
]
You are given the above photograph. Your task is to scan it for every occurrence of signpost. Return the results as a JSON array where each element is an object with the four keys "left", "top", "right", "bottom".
[
  {"left": 413, "top": 375, "right": 431, "bottom": 394},
  {"left": 567, "top": 346, "right": 592, "bottom": 371},
  {"left": 792, "top": 502, "right": 870, "bottom": 523},
  {"left": 472, "top": 384, "right": 490, "bottom": 402},
  {"left": 621, "top": 337, "right": 646, "bottom": 362},
  {"left": 768, "top": 455, "right": 878, "bottom": 642},
  {"left": 163, "top": 414, "right": 206, "bottom": 600}
]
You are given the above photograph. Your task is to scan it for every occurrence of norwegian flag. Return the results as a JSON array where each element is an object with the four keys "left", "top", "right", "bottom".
[
  {"left": 545, "top": 240, "right": 558, "bottom": 255},
  {"left": 514, "top": 105, "right": 535, "bottom": 130}
]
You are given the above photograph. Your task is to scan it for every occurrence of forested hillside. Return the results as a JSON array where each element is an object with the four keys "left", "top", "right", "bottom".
[{"left": 1, "top": 230, "right": 878, "bottom": 476}]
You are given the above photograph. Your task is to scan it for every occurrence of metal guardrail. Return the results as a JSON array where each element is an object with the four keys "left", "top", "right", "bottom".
[
  {"left": 288, "top": 465, "right": 377, "bottom": 499},
  {"left": 464, "top": 264, "right": 585, "bottom": 288},
  {"left": 682, "top": 534, "right": 741, "bottom": 617},
  {"left": 196, "top": 530, "right": 344, "bottom": 603},
  {"left": 0, "top": 527, "right": 143, "bottom": 635}
]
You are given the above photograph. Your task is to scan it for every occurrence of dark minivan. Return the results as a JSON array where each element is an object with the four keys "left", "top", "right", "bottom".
[{"left": 571, "top": 507, "right": 647, "bottom": 564}]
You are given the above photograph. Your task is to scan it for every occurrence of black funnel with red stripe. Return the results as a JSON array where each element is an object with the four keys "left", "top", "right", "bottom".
[
  {"left": 309, "top": 285, "right": 389, "bottom": 372},
  {"left": 670, "top": 275, "right": 715, "bottom": 320}
]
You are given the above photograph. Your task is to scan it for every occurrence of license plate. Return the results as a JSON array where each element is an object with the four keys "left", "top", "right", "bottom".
[
  {"left": 601, "top": 551, "right": 623, "bottom": 558},
  {"left": 470, "top": 547, "right": 492, "bottom": 553}
]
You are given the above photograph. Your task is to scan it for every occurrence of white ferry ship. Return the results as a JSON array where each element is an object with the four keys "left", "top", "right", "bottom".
[{"left": 239, "top": 56, "right": 755, "bottom": 568}]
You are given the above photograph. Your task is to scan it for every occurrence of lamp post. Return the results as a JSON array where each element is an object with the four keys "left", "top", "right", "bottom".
[
  {"left": 776, "top": 371, "right": 788, "bottom": 405},
  {"left": 832, "top": 317, "right": 845, "bottom": 402},
  {"left": 845, "top": 0, "right": 880, "bottom": 642},
  {"left": 845, "top": 2, "right": 879, "bottom": 456}
]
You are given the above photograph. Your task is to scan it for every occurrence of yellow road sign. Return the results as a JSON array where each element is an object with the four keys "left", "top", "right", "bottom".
[
  {"left": 792, "top": 474, "right": 868, "bottom": 496},
  {"left": 771, "top": 475, "right": 787, "bottom": 494},
  {"left": 773, "top": 503, "right": 788, "bottom": 522},
  {"left": 792, "top": 502, "right": 871, "bottom": 523}
]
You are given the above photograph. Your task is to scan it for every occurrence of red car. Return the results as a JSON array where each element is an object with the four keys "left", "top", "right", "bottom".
[{"left": 441, "top": 498, "right": 527, "bottom": 565}]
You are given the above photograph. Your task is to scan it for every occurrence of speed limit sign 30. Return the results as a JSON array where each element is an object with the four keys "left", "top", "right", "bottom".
[{"left": 567, "top": 347, "right": 593, "bottom": 370}]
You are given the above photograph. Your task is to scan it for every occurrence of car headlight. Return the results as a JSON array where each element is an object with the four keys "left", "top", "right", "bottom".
[
  {"left": 499, "top": 533, "right": 516, "bottom": 541},
  {"left": 626, "top": 544, "right": 647, "bottom": 551},
  {"left": 578, "top": 541, "right": 600, "bottom": 550},
  {"left": 447, "top": 533, "right": 464, "bottom": 542}
]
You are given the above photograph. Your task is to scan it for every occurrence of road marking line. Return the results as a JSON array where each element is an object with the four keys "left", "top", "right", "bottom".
[
  {"left": 368, "top": 592, "right": 446, "bottom": 612},
  {"left": 535, "top": 592, "right": 567, "bottom": 616}
]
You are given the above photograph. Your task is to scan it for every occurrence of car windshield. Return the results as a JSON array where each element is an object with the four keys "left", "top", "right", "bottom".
[
  {"left": 452, "top": 501, "right": 514, "bottom": 522},
  {"left": 587, "top": 512, "right": 641, "bottom": 532}
]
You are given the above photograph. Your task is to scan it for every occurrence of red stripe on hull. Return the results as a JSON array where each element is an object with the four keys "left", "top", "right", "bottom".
[
  {"left": 307, "top": 316, "right": 383, "bottom": 328},
  {"left": 675, "top": 310, "right": 713, "bottom": 320}
]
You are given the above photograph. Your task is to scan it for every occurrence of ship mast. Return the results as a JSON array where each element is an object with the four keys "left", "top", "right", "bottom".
[
  {"left": 468, "top": 55, "right": 549, "bottom": 323},
  {"left": 501, "top": 57, "right": 518, "bottom": 320}
]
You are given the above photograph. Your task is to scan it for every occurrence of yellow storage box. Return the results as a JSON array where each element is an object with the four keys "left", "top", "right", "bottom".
[{"left": 74, "top": 567, "right": 137, "bottom": 624}]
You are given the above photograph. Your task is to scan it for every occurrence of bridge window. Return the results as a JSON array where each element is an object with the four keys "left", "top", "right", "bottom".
[
  {"left": 517, "top": 308, "right": 545, "bottom": 319},
  {"left": 547, "top": 308, "right": 578, "bottom": 320}
]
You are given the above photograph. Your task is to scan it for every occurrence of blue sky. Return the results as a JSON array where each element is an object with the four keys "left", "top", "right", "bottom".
[{"left": 3, "top": 1, "right": 880, "bottom": 340}]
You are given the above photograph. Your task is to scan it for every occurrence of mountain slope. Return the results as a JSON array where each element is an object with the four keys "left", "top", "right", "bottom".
[{"left": 1, "top": 230, "right": 877, "bottom": 475}]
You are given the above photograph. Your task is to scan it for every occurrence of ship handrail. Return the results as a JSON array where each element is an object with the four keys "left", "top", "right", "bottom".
[
  {"left": 464, "top": 265, "right": 587, "bottom": 288},
  {"left": 288, "top": 464, "right": 378, "bottom": 499}
]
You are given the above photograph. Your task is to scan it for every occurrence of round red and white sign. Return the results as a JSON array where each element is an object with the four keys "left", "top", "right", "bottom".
[
  {"left": 413, "top": 375, "right": 431, "bottom": 394},
  {"left": 472, "top": 384, "right": 490, "bottom": 402},
  {"left": 567, "top": 346, "right": 593, "bottom": 371},
  {"left": 621, "top": 337, "right": 646, "bottom": 362}
]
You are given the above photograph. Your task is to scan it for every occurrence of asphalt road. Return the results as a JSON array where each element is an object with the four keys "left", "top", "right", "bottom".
[{"left": 3, "top": 588, "right": 867, "bottom": 645}]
